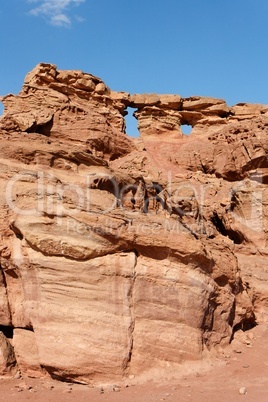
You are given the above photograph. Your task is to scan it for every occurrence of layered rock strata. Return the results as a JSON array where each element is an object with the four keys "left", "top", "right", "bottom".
[{"left": 0, "top": 63, "right": 267, "bottom": 383}]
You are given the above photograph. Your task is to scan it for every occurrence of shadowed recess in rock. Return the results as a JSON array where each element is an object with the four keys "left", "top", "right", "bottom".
[{"left": 0, "top": 325, "right": 13, "bottom": 339}]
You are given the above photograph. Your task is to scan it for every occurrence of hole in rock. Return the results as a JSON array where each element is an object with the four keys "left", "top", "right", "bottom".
[
  {"left": 26, "top": 117, "right": 53, "bottom": 136},
  {"left": 231, "top": 319, "right": 257, "bottom": 341},
  {"left": 0, "top": 102, "right": 4, "bottom": 116},
  {"left": 125, "top": 107, "right": 139, "bottom": 137},
  {"left": 0, "top": 325, "right": 14, "bottom": 339},
  {"left": 181, "top": 124, "right": 192, "bottom": 135},
  {"left": 211, "top": 213, "right": 245, "bottom": 244}
]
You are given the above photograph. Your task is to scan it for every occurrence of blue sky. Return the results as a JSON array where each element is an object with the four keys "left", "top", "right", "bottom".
[{"left": 0, "top": 0, "right": 268, "bottom": 136}]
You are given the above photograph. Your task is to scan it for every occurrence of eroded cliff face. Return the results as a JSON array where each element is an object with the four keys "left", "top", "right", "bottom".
[{"left": 0, "top": 63, "right": 267, "bottom": 384}]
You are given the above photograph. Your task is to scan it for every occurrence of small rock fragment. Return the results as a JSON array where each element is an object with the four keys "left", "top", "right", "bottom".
[
  {"left": 113, "top": 385, "right": 120, "bottom": 392},
  {"left": 13, "top": 371, "right": 21, "bottom": 380},
  {"left": 234, "top": 349, "right": 242, "bottom": 354},
  {"left": 239, "top": 387, "right": 247, "bottom": 395}
]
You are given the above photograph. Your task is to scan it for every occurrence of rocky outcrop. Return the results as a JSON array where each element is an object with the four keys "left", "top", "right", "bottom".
[
  {"left": 0, "top": 63, "right": 267, "bottom": 384},
  {"left": 0, "top": 332, "right": 17, "bottom": 376}
]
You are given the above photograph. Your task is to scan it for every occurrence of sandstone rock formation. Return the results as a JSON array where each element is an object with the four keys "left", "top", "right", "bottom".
[{"left": 0, "top": 63, "right": 267, "bottom": 384}]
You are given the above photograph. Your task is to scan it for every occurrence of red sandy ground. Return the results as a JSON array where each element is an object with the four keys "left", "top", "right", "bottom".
[{"left": 1, "top": 323, "right": 267, "bottom": 402}]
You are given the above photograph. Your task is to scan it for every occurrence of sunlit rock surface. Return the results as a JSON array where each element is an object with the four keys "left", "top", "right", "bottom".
[{"left": 0, "top": 63, "right": 267, "bottom": 383}]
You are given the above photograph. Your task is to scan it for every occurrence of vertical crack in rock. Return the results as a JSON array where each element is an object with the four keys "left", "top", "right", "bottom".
[
  {"left": 201, "top": 295, "right": 217, "bottom": 348},
  {"left": 242, "top": 142, "right": 251, "bottom": 160},
  {"left": 0, "top": 267, "right": 13, "bottom": 326},
  {"left": 124, "top": 251, "right": 137, "bottom": 373}
]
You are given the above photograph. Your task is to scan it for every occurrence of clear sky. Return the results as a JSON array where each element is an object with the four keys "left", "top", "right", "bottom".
[{"left": 0, "top": 0, "right": 268, "bottom": 136}]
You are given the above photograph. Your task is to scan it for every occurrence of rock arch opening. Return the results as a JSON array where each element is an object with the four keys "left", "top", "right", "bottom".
[
  {"left": 181, "top": 124, "right": 193, "bottom": 135},
  {"left": 124, "top": 107, "right": 139, "bottom": 138}
]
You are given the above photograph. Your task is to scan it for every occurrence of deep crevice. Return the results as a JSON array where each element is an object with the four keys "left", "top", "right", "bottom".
[
  {"left": 0, "top": 325, "right": 14, "bottom": 339},
  {"left": 9, "top": 223, "right": 24, "bottom": 240},
  {"left": 211, "top": 212, "right": 245, "bottom": 244},
  {"left": 16, "top": 326, "right": 34, "bottom": 332}
]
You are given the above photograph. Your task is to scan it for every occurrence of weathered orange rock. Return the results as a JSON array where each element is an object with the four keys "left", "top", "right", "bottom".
[
  {"left": 0, "top": 63, "right": 267, "bottom": 384},
  {"left": 0, "top": 332, "right": 17, "bottom": 376},
  {"left": 13, "top": 328, "right": 45, "bottom": 378}
]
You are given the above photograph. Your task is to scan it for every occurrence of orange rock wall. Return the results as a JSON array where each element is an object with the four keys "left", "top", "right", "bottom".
[{"left": 0, "top": 63, "right": 267, "bottom": 383}]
